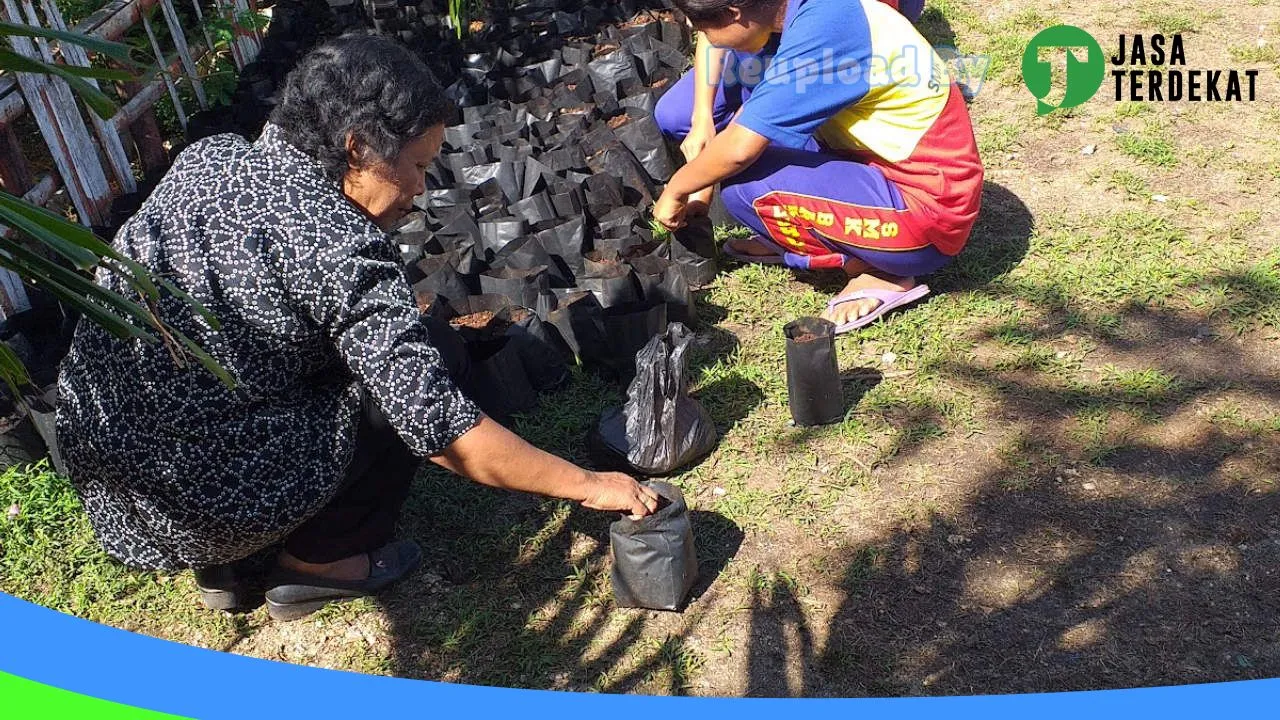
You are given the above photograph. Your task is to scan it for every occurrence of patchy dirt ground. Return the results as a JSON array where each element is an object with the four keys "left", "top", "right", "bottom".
[{"left": 3, "top": 0, "right": 1279, "bottom": 699}]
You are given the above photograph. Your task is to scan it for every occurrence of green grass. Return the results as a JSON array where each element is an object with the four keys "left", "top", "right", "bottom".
[
  {"left": 1138, "top": 9, "right": 1200, "bottom": 34},
  {"left": 1230, "top": 45, "right": 1280, "bottom": 64},
  {"left": 4, "top": 0, "right": 1280, "bottom": 698},
  {"left": 1116, "top": 130, "right": 1180, "bottom": 168}
]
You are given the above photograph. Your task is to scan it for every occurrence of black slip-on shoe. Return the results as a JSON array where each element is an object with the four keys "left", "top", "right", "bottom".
[
  {"left": 263, "top": 540, "right": 422, "bottom": 622},
  {"left": 193, "top": 563, "right": 265, "bottom": 613}
]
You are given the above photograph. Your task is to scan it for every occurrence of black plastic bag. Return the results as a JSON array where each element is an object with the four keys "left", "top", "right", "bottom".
[
  {"left": 665, "top": 236, "right": 718, "bottom": 289},
  {"left": 480, "top": 265, "right": 550, "bottom": 308},
  {"left": 467, "top": 336, "right": 539, "bottom": 422},
  {"left": 652, "top": 39, "right": 691, "bottom": 71},
  {"left": 593, "top": 91, "right": 622, "bottom": 117},
  {"left": 547, "top": 180, "right": 585, "bottom": 217},
  {"left": 587, "top": 50, "right": 641, "bottom": 97},
  {"left": 393, "top": 230, "right": 431, "bottom": 265},
  {"left": 478, "top": 217, "right": 529, "bottom": 258},
  {"left": 619, "top": 89, "right": 658, "bottom": 115},
  {"left": 608, "top": 480, "right": 698, "bottom": 611},
  {"left": 461, "top": 162, "right": 522, "bottom": 204},
  {"left": 533, "top": 216, "right": 587, "bottom": 282},
  {"left": 585, "top": 145, "right": 655, "bottom": 205},
  {"left": 583, "top": 173, "right": 625, "bottom": 221},
  {"left": 612, "top": 107, "right": 676, "bottom": 182},
  {"left": 784, "top": 317, "right": 844, "bottom": 426},
  {"left": 602, "top": 301, "right": 668, "bottom": 378},
  {"left": 509, "top": 192, "right": 558, "bottom": 226},
  {"left": 498, "top": 306, "right": 571, "bottom": 391},
  {"left": 547, "top": 289, "right": 609, "bottom": 365},
  {"left": 412, "top": 254, "right": 471, "bottom": 305},
  {"left": 596, "top": 206, "right": 641, "bottom": 235},
  {"left": 583, "top": 249, "right": 623, "bottom": 276},
  {"left": 560, "top": 42, "right": 593, "bottom": 67},
  {"left": 627, "top": 254, "right": 696, "bottom": 325},
  {"left": 494, "top": 234, "right": 572, "bottom": 288},
  {"left": 578, "top": 264, "right": 640, "bottom": 308},
  {"left": 590, "top": 323, "right": 717, "bottom": 476}
]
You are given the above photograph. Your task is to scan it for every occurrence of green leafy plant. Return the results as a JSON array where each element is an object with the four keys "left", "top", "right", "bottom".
[{"left": 0, "top": 21, "right": 232, "bottom": 396}]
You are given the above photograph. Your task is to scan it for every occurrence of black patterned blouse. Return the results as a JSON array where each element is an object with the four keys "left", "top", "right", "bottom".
[{"left": 55, "top": 124, "right": 480, "bottom": 571}]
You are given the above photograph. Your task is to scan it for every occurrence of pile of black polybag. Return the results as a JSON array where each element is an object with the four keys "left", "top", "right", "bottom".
[
  {"left": 122, "top": 1, "right": 726, "bottom": 469},
  {"left": 377, "top": 0, "right": 722, "bottom": 442}
]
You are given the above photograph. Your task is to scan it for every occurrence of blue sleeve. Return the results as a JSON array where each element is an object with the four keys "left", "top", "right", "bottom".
[{"left": 734, "top": 0, "right": 873, "bottom": 149}]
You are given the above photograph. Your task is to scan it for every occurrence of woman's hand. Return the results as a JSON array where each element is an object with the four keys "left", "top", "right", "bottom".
[
  {"left": 654, "top": 187, "right": 690, "bottom": 231},
  {"left": 581, "top": 471, "right": 661, "bottom": 517}
]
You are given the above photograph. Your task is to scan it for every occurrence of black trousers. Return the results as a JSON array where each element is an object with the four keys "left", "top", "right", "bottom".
[{"left": 282, "top": 389, "right": 420, "bottom": 564}]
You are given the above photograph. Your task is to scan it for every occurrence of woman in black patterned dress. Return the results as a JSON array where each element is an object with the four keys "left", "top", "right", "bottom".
[{"left": 55, "top": 35, "right": 659, "bottom": 621}]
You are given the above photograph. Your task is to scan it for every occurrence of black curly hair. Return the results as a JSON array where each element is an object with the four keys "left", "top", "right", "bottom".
[{"left": 270, "top": 33, "right": 453, "bottom": 181}]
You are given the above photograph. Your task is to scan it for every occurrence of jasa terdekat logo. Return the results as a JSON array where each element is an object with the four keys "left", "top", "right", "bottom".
[{"left": 1023, "top": 25, "right": 1262, "bottom": 115}]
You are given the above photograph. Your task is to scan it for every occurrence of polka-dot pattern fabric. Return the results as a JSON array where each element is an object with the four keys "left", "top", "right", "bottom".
[{"left": 55, "top": 124, "right": 481, "bottom": 571}]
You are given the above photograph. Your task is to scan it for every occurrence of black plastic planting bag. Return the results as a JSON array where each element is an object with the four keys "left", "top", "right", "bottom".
[
  {"left": 413, "top": 254, "right": 471, "bottom": 305},
  {"left": 588, "top": 50, "right": 641, "bottom": 97},
  {"left": 619, "top": 90, "right": 658, "bottom": 116},
  {"left": 578, "top": 265, "right": 640, "bottom": 308},
  {"left": 480, "top": 265, "right": 550, "bottom": 308},
  {"left": 597, "top": 206, "right": 641, "bottom": 235},
  {"left": 612, "top": 107, "right": 676, "bottom": 182},
  {"left": 627, "top": 254, "right": 696, "bottom": 325},
  {"left": 602, "top": 301, "right": 668, "bottom": 378},
  {"left": 609, "top": 480, "right": 698, "bottom": 611},
  {"left": 468, "top": 336, "right": 538, "bottom": 422},
  {"left": 586, "top": 145, "right": 655, "bottom": 205},
  {"left": 494, "top": 235, "right": 572, "bottom": 288},
  {"left": 461, "top": 162, "right": 522, "bottom": 204},
  {"left": 784, "top": 317, "right": 844, "bottom": 426},
  {"left": 584, "top": 173, "right": 625, "bottom": 221},
  {"left": 498, "top": 306, "right": 571, "bottom": 391},
  {"left": 652, "top": 40, "right": 690, "bottom": 71},
  {"left": 663, "top": 238, "right": 717, "bottom": 289},
  {"left": 583, "top": 249, "right": 623, "bottom": 276},
  {"left": 479, "top": 217, "right": 529, "bottom": 258},
  {"left": 561, "top": 42, "right": 593, "bottom": 66},
  {"left": 509, "top": 192, "right": 558, "bottom": 226},
  {"left": 590, "top": 323, "right": 717, "bottom": 476},
  {"left": 547, "top": 289, "right": 609, "bottom": 364}
]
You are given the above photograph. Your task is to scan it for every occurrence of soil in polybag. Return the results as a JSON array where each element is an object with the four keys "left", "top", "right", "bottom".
[{"left": 609, "top": 479, "right": 699, "bottom": 611}]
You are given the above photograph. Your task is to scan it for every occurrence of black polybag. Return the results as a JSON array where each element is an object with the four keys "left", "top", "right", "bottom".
[
  {"left": 412, "top": 254, "right": 471, "bottom": 305},
  {"left": 583, "top": 173, "right": 625, "bottom": 221},
  {"left": 494, "top": 235, "right": 572, "bottom": 287},
  {"left": 619, "top": 89, "right": 658, "bottom": 115},
  {"left": 546, "top": 289, "right": 610, "bottom": 365},
  {"left": 498, "top": 306, "right": 571, "bottom": 391},
  {"left": 509, "top": 191, "right": 558, "bottom": 225},
  {"left": 587, "top": 50, "right": 641, "bottom": 97},
  {"left": 784, "top": 316, "right": 845, "bottom": 426},
  {"left": 627, "top": 254, "right": 696, "bottom": 325},
  {"left": 609, "top": 480, "right": 699, "bottom": 611},
  {"left": 589, "top": 323, "right": 717, "bottom": 475},
  {"left": 447, "top": 296, "right": 539, "bottom": 421},
  {"left": 478, "top": 217, "right": 529, "bottom": 258},
  {"left": 578, "top": 264, "right": 640, "bottom": 308},
  {"left": 480, "top": 265, "right": 551, "bottom": 308},
  {"left": 612, "top": 107, "right": 676, "bottom": 182},
  {"left": 534, "top": 215, "right": 587, "bottom": 280},
  {"left": 602, "top": 301, "right": 668, "bottom": 378}
]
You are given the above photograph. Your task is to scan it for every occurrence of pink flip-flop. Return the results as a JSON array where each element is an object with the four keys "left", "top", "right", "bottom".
[
  {"left": 721, "top": 235, "right": 785, "bottom": 265},
  {"left": 825, "top": 284, "right": 931, "bottom": 334}
]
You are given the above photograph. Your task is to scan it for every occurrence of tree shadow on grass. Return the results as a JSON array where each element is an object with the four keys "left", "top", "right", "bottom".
[{"left": 739, "top": 294, "right": 1280, "bottom": 696}]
